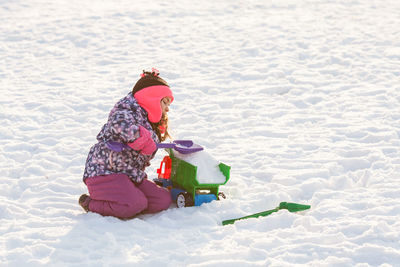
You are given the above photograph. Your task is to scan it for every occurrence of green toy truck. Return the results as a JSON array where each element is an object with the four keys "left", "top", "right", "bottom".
[{"left": 154, "top": 141, "right": 230, "bottom": 208}]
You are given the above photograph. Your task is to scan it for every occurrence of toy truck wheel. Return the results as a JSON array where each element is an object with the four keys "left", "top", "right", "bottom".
[
  {"left": 218, "top": 192, "right": 226, "bottom": 200},
  {"left": 176, "top": 192, "right": 194, "bottom": 208}
]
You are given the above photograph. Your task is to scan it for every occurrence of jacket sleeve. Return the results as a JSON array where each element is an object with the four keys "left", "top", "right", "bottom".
[{"left": 106, "top": 109, "right": 141, "bottom": 143}]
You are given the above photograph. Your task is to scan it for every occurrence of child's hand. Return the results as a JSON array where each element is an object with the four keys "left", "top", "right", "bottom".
[{"left": 127, "top": 126, "right": 156, "bottom": 155}]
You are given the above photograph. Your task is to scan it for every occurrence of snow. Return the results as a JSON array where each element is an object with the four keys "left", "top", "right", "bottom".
[
  {"left": 1, "top": 0, "right": 400, "bottom": 266},
  {"left": 174, "top": 150, "right": 227, "bottom": 184}
]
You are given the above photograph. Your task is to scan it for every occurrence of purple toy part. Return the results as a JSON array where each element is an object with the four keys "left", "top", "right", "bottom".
[
  {"left": 157, "top": 140, "right": 203, "bottom": 154},
  {"left": 174, "top": 140, "right": 194, "bottom": 147},
  {"left": 106, "top": 141, "right": 130, "bottom": 152},
  {"left": 106, "top": 139, "right": 203, "bottom": 154}
]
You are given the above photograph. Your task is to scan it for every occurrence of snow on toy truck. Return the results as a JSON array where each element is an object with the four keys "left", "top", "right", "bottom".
[{"left": 154, "top": 140, "right": 230, "bottom": 208}]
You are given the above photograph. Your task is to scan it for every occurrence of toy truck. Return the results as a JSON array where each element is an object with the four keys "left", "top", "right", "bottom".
[{"left": 153, "top": 144, "right": 230, "bottom": 208}]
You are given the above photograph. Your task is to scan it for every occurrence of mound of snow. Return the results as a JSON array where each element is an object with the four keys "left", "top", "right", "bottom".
[{"left": 174, "top": 150, "right": 227, "bottom": 184}]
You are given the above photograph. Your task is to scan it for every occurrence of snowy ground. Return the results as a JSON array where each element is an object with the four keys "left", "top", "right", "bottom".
[{"left": 1, "top": 0, "right": 400, "bottom": 266}]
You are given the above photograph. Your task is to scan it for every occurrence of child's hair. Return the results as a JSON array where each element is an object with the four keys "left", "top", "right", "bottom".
[
  {"left": 132, "top": 70, "right": 171, "bottom": 142},
  {"left": 151, "top": 113, "right": 170, "bottom": 142}
]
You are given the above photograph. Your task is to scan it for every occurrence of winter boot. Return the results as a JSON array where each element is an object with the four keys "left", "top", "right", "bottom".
[{"left": 79, "top": 194, "right": 91, "bottom": 212}]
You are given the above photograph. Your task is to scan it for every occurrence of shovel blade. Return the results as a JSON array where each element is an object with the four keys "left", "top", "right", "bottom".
[
  {"left": 157, "top": 140, "right": 204, "bottom": 154},
  {"left": 279, "top": 202, "right": 311, "bottom": 212}
]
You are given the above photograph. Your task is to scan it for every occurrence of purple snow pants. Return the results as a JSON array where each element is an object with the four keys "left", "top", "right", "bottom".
[{"left": 85, "top": 173, "right": 171, "bottom": 219}]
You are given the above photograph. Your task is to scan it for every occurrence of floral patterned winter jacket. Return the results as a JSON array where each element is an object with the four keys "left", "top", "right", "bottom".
[{"left": 83, "top": 92, "right": 158, "bottom": 184}]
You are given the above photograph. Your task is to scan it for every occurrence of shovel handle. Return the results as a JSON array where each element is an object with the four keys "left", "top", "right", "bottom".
[
  {"left": 222, "top": 208, "right": 279, "bottom": 226},
  {"left": 156, "top": 143, "right": 176, "bottom": 149}
]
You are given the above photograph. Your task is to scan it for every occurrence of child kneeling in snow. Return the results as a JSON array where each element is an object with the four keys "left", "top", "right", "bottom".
[{"left": 79, "top": 69, "right": 173, "bottom": 219}]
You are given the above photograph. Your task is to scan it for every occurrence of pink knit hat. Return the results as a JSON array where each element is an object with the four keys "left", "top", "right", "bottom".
[{"left": 132, "top": 69, "right": 174, "bottom": 123}]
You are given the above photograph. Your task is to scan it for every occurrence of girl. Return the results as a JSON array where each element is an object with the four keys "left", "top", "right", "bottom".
[{"left": 79, "top": 69, "right": 173, "bottom": 219}]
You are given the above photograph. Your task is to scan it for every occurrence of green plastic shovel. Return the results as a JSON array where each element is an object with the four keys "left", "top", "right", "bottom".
[{"left": 222, "top": 202, "right": 311, "bottom": 226}]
